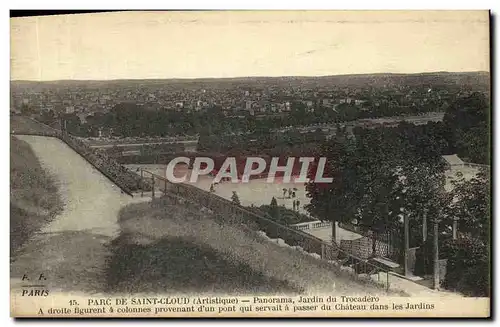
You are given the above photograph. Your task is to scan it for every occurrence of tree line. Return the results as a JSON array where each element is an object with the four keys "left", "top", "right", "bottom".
[{"left": 304, "top": 92, "right": 490, "bottom": 296}]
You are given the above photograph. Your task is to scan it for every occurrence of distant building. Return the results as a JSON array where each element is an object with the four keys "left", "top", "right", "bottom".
[
  {"left": 304, "top": 100, "right": 314, "bottom": 108},
  {"left": 340, "top": 98, "right": 353, "bottom": 104},
  {"left": 10, "top": 107, "right": 21, "bottom": 114},
  {"left": 195, "top": 100, "right": 203, "bottom": 111},
  {"left": 442, "top": 154, "right": 480, "bottom": 192},
  {"left": 442, "top": 154, "right": 465, "bottom": 169},
  {"left": 76, "top": 113, "right": 87, "bottom": 124},
  {"left": 245, "top": 101, "right": 252, "bottom": 110}
]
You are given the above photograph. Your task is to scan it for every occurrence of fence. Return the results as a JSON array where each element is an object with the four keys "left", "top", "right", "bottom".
[
  {"left": 140, "top": 169, "right": 394, "bottom": 291},
  {"left": 462, "top": 162, "right": 490, "bottom": 170},
  {"left": 291, "top": 220, "right": 332, "bottom": 231},
  {"left": 59, "top": 133, "right": 143, "bottom": 196},
  {"left": 339, "top": 222, "right": 404, "bottom": 262},
  {"left": 292, "top": 221, "right": 403, "bottom": 262}
]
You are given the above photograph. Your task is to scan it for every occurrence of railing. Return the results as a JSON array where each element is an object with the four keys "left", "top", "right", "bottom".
[
  {"left": 339, "top": 222, "right": 403, "bottom": 262},
  {"left": 140, "top": 169, "right": 394, "bottom": 292},
  {"left": 291, "top": 220, "right": 332, "bottom": 231},
  {"left": 293, "top": 221, "right": 402, "bottom": 262},
  {"left": 58, "top": 134, "right": 138, "bottom": 196},
  {"left": 462, "top": 161, "right": 490, "bottom": 170}
]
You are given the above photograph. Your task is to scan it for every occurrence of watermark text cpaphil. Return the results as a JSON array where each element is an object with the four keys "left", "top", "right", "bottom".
[{"left": 165, "top": 156, "right": 333, "bottom": 184}]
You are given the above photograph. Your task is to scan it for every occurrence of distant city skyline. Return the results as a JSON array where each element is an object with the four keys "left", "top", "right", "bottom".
[{"left": 10, "top": 11, "right": 490, "bottom": 81}]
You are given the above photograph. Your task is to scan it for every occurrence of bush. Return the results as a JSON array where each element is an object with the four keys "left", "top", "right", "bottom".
[
  {"left": 231, "top": 191, "right": 241, "bottom": 205},
  {"left": 256, "top": 205, "right": 314, "bottom": 226},
  {"left": 415, "top": 236, "right": 489, "bottom": 296},
  {"left": 441, "top": 237, "right": 489, "bottom": 297}
]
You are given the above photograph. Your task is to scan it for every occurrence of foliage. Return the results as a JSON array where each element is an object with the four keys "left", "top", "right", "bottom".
[
  {"left": 441, "top": 237, "right": 489, "bottom": 297},
  {"left": 305, "top": 125, "right": 447, "bottom": 255},
  {"left": 257, "top": 204, "right": 314, "bottom": 226},
  {"left": 270, "top": 197, "right": 278, "bottom": 207},
  {"left": 231, "top": 191, "right": 241, "bottom": 205},
  {"left": 443, "top": 92, "right": 490, "bottom": 164},
  {"left": 445, "top": 169, "right": 490, "bottom": 243},
  {"left": 441, "top": 170, "right": 489, "bottom": 296},
  {"left": 269, "top": 197, "right": 279, "bottom": 220},
  {"left": 414, "top": 170, "right": 490, "bottom": 295}
]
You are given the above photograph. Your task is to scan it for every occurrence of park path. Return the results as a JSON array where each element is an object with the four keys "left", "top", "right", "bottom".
[
  {"left": 15, "top": 135, "right": 148, "bottom": 237},
  {"left": 11, "top": 135, "right": 148, "bottom": 293}
]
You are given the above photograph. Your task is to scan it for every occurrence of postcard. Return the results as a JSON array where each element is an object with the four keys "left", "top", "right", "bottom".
[{"left": 10, "top": 10, "right": 490, "bottom": 318}]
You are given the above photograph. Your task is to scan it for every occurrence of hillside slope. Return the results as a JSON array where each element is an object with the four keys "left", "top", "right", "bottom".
[
  {"left": 111, "top": 196, "right": 391, "bottom": 296},
  {"left": 10, "top": 136, "right": 63, "bottom": 254}
]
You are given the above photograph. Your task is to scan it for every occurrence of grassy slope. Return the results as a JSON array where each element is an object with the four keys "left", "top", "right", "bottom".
[
  {"left": 110, "top": 196, "right": 389, "bottom": 296},
  {"left": 10, "top": 136, "right": 63, "bottom": 255}
]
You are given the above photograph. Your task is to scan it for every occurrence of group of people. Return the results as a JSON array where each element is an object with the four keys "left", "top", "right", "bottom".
[
  {"left": 292, "top": 199, "right": 301, "bottom": 212},
  {"left": 209, "top": 176, "right": 233, "bottom": 192},
  {"left": 282, "top": 188, "right": 302, "bottom": 211},
  {"left": 282, "top": 187, "right": 298, "bottom": 199}
]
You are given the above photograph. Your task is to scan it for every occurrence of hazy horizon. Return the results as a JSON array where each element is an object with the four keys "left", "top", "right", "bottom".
[
  {"left": 10, "top": 70, "right": 489, "bottom": 83},
  {"left": 11, "top": 11, "right": 490, "bottom": 81}
]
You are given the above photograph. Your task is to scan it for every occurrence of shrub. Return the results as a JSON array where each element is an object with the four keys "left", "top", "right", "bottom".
[{"left": 441, "top": 237, "right": 489, "bottom": 297}]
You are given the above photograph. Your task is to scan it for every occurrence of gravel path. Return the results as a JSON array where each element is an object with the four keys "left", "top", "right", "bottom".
[
  {"left": 11, "top": 135, "right": 147, "bottom": 293},
  {"left": 15, "top": 136, "right": 147, "bottom": 237}
]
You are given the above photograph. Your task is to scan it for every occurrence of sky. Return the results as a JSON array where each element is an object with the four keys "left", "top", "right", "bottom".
[{"left": 10, "top": 11, "right": 490, "bottom": 81}]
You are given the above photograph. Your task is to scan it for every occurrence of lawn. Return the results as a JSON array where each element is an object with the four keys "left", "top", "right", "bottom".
[{"left": 107, "top": 195, "right": 388, "bottom": 296}]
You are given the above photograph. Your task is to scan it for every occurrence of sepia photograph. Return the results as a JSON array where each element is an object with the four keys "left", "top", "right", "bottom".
[{"left": 9, "top": 10, "right": 491, "bottom": 318}]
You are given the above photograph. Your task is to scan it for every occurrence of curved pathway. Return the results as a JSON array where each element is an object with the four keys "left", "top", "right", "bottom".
[{"left": 10, "top": 135, "right": 147, "bottom": 293}]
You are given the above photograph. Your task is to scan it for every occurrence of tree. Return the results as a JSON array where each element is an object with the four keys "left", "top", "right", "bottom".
[
  {"left": 454, "top": 124, "right": 489, "bottom": 164},
  {"left": 443, "top": 92, "right": 489, "bottom": 133},
  {"left": 305, "top": 136, "right": 358, "bottom": 244},
  {"left": 441, "top": 236, "right": 489, "bottom": 296},
  {"left": 446, "top": 168, "right": 490, "bottom": 243},
  {"left": 38, "top": 109, "right": 56, "bottom": 126},
  {"left": 443, "top": 92, "right": 490, "bottom": 164},
  {"left": 442, "top": 168, "right": 490, "bottom": 296},
  {"left": 231, "top": 191, "right": 241, "bottom": 205},
  {"left": 414, "top": 168, "right": 490, "bottom": 295},
  {"left": 306, "top": 124, "right": 446, "bottom": 251},
  {"left": 269, "top": 197, "right": 279, "bottom": 219},
  {"left": 393, "top": 162, "right": 449, "bottom": 245},
  {"left": 258, "top": 204, "right": 312, "bottom": 225}
]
